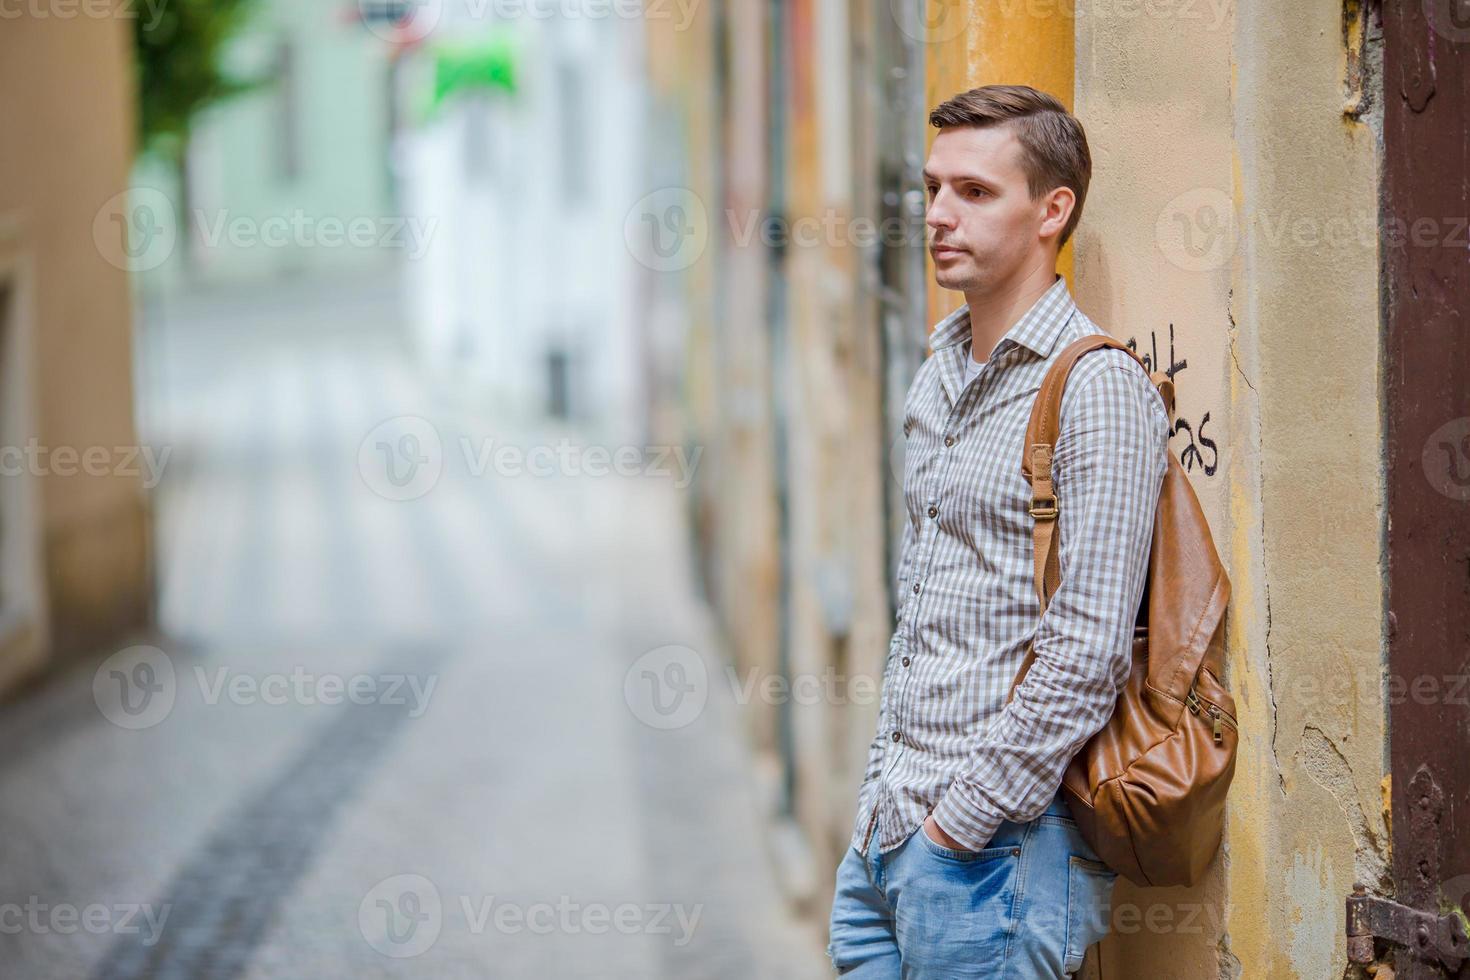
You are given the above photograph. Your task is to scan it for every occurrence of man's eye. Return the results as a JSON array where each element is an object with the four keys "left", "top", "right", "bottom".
[{"left": 967, "top": 187, "right": 987, "bottom": 199}]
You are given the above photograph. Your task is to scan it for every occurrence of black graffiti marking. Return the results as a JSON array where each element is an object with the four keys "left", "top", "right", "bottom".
[
  {"left": 1125, "top": 323, "right": 1189, "bottom": 382},
  {"left": 1125, "top": 325, "right": 1223, "bottom": 478},
  {"left": 1172, "top": 413, "right": 1220, "bottom": 477}
]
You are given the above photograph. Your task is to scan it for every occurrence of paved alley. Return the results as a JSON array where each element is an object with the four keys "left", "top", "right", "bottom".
[{"left": 0, "top": 273, "right": 831, "bottom": 980}]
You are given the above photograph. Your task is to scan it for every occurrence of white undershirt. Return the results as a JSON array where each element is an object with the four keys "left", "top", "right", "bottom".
[{"left": 964, "top": 348, "right": 986, "bottom": 388}]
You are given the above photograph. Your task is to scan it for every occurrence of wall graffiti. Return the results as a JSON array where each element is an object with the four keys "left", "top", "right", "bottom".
[{"left": 1124, "top": 324, "right": 1220, "bottom": 478}]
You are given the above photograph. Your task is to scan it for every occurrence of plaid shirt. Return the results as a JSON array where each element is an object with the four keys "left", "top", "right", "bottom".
[{"left": 851, "top": 274, "right": 1170, "bottom": 855}]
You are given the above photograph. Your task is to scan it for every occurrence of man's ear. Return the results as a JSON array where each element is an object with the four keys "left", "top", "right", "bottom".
[{"left": 1039, "top": 186, "right": 1075, "bottom": 242}]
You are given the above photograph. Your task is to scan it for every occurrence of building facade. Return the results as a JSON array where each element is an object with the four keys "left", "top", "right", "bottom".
[
  {"left": 0, "top": 1, "right": 151, "bottom": 688},
  {"left": 172, "top": 0, "right": 401, "bottom": 286}
]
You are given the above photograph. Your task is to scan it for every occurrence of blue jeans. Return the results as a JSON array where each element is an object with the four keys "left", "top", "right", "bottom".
[{"left": 826, "top": 791, "right": 1117, "bottom": 978}]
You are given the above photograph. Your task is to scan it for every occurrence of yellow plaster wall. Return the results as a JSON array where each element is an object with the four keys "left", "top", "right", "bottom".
[
  {"left": 1072, "top": 1, "right": 1386, "bottom": 976},
  {"left": 1225, "top": 1, "right": 1387, "bottom": 976}
]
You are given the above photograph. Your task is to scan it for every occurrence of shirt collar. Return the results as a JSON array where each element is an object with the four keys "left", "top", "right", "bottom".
[{"left": 929, "top": 274, "right": 1077, "bottom": 361}]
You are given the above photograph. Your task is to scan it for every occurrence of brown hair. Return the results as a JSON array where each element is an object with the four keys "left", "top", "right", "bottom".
[{"left": 929, "top": 85, "right": 1091, "bottom": 248}]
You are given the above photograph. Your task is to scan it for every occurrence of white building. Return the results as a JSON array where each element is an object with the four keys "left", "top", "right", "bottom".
[{"left": 395, "top": 4, "right": 649, "bottom": 442}]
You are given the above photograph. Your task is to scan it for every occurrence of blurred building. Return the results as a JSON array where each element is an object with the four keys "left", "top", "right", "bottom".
[
  {"left": 0, "top": 3, "right": 151, "bottom": 689},
  {"left": 143, "top": 0, "right": 655, "bottom": 435},
  {"left": 395, "top": 5, "right": 649, "bottom": 438},
  {"left": 651, "top": 3, "right": 1469, "bottom": 979},
  {"left": 155, "top": 0, "right": 401, "bottom": 286}
]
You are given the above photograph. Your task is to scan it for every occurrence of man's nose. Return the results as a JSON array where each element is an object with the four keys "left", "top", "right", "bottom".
[{"left": 926, "top": 192, "right": 955, "bottom": 232}]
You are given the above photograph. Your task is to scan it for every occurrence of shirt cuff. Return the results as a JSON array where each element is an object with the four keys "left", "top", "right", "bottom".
[{"left": 930, "top": 783, "right": 1004, "bottom": 853}]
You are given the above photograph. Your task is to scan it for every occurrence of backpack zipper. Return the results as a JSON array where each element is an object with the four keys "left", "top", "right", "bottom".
[{"left": 1185, "top": 686, "right": 1238, "bottom": 744}]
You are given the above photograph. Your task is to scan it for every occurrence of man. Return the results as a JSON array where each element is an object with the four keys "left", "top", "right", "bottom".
[{"left": 826, "top": 85, "right": 1170, "bottom": 978}]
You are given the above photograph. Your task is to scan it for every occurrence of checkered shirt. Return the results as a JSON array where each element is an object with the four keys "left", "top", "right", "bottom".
[{"left": 850, "top": 274, "right": 1170, "bottom": 855}]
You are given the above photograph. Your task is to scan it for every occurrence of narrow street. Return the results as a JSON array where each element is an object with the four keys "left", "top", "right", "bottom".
[{"left": 0, "top": 273, "right": 831, "bottom": 979}]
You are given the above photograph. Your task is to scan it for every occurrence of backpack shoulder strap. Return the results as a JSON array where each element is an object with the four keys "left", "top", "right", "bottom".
[
  {"left": 1007, "top": 334, "right": 1167, "bottom": 701},
  {"left": 1021, "top": 334, "right": 1157, "bottom": 607}
]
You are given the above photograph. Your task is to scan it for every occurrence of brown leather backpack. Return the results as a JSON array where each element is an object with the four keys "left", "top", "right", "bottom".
[{"left": 1007, "top": 333, "right": 1237, "bottom": 888}]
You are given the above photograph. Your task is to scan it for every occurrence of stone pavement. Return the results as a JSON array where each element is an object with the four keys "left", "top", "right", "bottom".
[{"left": 0, "top": 272, "right": 832, "bottom": 979}]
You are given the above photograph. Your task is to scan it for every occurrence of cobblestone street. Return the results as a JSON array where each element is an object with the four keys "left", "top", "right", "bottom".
[{"left": 0, "top": 273, "right": 831, "bottom": 980}]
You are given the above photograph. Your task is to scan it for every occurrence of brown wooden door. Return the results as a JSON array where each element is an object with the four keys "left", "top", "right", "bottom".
[{"left": 1382, "top": 3, "right": 1470, "bottom": 978}]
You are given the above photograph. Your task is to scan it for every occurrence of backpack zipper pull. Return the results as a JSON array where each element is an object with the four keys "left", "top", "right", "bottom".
[{"left": 1208, "top": 706, "right": 1223, "bottom": 743}]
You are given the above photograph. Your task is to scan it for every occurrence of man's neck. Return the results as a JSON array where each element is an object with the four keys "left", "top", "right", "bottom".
[{"left": 963, "top": 262, "right": 1059, "bottom": 362}]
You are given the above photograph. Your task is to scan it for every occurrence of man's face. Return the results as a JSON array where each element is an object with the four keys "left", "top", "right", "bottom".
[{"left": 923, "top": 124, "right": 1063, "bottom": 294}]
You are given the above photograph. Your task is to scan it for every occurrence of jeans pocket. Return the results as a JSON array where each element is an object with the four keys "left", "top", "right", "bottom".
[
  {"left": 1063, "top": 856, "right": 1117, "bottom": 973},
  {"left": 913, "top": 823, "right": 1017, "bottom": 864},
  {"left": 896, "top": 829, "right": 1020, "bottom": 974}
]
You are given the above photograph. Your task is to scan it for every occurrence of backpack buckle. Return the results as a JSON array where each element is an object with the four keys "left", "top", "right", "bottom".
[{"left": 1029, "top": 495, "right": 1058, "bottom": 520}]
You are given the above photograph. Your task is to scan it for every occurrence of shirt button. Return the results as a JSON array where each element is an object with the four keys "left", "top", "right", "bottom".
[
  {"left": 912, "top": 583, "right": 921, "bottom": 595},
  {"left": 944, "top": 435, "right": 955, "bottom": 447},
  {"left": 891, "top": 731, "right": 902, "bottom": 742},
  {"left": 927, "top": 505, "right": 938, "bottom": 519},
  {"left": 901, "top": 656, "right": 911, "bottom": 667}
]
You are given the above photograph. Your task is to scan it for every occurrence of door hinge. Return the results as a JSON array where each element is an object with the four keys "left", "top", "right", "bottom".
[{"left": 1346, "top": 883, "right": 1470, "bottom": 971}]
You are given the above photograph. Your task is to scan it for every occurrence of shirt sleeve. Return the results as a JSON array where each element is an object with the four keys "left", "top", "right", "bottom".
[{"left": 929, "top": 351, "right": 1169, "bottom": 851}]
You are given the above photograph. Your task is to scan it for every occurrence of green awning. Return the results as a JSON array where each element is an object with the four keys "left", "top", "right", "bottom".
[{"left": 429, "top": 35, "right": 518, "bottom": 110}]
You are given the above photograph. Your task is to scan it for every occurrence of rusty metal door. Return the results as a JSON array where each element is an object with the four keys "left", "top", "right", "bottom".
[{"left": 1370, "top": 3, "right": 1470, "bottom": 977}]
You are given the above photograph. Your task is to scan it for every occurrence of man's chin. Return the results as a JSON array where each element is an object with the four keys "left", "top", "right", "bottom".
[{"left": 933, "top": 266, "right": 977, "bottom": 292}]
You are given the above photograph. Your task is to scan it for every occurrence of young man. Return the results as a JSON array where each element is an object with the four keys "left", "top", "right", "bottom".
[{"left": 826, "top": 86, "right": 1170, "bottom": 978}]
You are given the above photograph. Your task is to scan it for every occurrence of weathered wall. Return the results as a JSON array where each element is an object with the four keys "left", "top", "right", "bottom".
[
  {"left": 1074, "top": 0, "right": 1386, "bottom": 976},
  {"left": 0, "top": 2, "right": 151, "bottom": 682},
  {"left": 1226, "top": 1, "right": 1387, "bottom": 976},
  {"left": 705, "top": 0, "right": 783, "bottom": 766},
  {"left": 1073, "top": 3, "right": 1235, "bottom": 970},
  {"left": 661, "top": 1, "right": 910, "bottom": 911},
  {"left": 777, "top": 0, "right": 893, "bottom": 897}
]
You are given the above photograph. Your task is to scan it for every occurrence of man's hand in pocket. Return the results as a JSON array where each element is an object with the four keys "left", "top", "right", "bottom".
[{"left": 923, "top": 814, "right": 972, "bottom": 851}]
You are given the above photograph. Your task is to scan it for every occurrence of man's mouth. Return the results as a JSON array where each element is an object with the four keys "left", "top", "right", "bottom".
[{"left": 932, "top": 245, "right": 965, "bottom": 258}]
